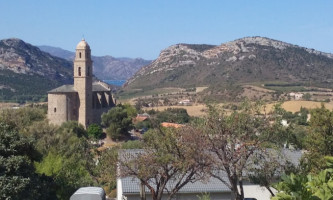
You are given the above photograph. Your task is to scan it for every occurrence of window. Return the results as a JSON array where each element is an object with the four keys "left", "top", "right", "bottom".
[
  {"left": 79, "top": 52, "right": 82, "bottom": 58},
  {"left": 87, "top": 67, "right": 90, "bottom": 76},
  {"left": 54, "top": 107, "right": 56, "bottom": 113},
  {"left": 78, "top": 67, "right": 81, "bottom": 76}
]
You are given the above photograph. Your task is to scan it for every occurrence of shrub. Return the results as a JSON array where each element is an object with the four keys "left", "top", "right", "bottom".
[{"left": 87, "top": 124, "right": 103, "bottom": 139}]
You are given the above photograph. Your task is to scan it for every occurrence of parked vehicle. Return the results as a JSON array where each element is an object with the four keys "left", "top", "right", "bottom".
[{"left": 70, "top": 187, "right": 106, "bottom": 200}]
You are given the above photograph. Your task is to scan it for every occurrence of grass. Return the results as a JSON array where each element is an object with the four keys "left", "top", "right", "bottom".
[{"left": 264, "top": 86, "right": 307, "bottom": 92}]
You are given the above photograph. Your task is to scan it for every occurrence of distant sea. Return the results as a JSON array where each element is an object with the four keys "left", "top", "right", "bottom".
[{"left": 104, "top": 80, "right": 126, "bottom": 86}]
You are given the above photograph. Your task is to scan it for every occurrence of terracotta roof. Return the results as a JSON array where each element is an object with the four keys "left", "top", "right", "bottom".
[
  {"left": 161, "top": 122, "right": 185, "bottom": 128},
  {"left": 135, "top": 116, "right": 148, "bottom": 122}
]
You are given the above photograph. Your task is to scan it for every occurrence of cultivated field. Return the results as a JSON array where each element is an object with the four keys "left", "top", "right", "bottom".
[
  {"left": 196, "top": 86, "right": 208, "bottom": 93},
  {"left": 142, "top": 100, "right": 333, "bottom": 117},
  {"left": 266, "top": 100, "right": 333, "bottom": 113},
  {"left": 0, "top": 102, "right": 19, "bottom": 110}
]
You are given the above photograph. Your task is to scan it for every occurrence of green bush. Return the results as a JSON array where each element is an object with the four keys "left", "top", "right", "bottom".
[
  {"left": 87, "top": 124, "right": 103, "bottom": 139},
  {"left": 102, "top": 105, "right": 133, "bottom": 140}
]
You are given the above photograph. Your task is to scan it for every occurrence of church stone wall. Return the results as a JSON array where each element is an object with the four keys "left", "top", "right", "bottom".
[
  {"left": 48, "top": 94, "right": 68, "bottom": 126},
  {"left": 92, "top": 107, "right": 108, "bottom": 124},
  {"left": 48, "top": 93, "right": 79, "bottom": 126},
  {"left": 66, "top": 93, "right": 79, "bottom": 122}
]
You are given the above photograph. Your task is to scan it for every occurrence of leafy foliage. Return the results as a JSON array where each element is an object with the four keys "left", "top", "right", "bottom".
[
  {"left": 155, "top": 108, "right": 190, "bottom": 124},
  {"left": 303, "top": 105, "right": 333, "bottom": 172},
  {"left": 121, "top": 140, "right": 144, "bottom": 149},
  {"left": 120, "top": 126, "right": 210, "bottom": 200},
  {"left": 0, "top": 122, "right": 56, "bottom": 200},
  {"left": 272, "top": 156, "right": 333, "bottom": 200},
  {"left": 87, "top": 123, "right": 103, "bottom": 139},
  {"left": 202, "top": 102, "right": 277, "bottom": 200},
  {"left": 0, "top": 106, "right": 46, "bottom": 131},
  {"left": 101, "top": 104, "right": 133, "bottom": 140},
  {"left": 33, "top": 121, "right": 95, "bottom": 200}
]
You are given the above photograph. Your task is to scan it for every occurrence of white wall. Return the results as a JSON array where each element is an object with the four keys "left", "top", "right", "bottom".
[{"left": 243, "top": 185, "right": 276, "bottom": 200}]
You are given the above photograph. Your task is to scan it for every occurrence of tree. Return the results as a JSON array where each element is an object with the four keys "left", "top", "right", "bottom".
[
  {"left": 101, "top": 105, "right": 133, "bottom": 140},
  {"left": 202, "top": 103, "right": 276, "bottom": 200},
  {"left": 155, "top": 108, "right": 190, "bottom": 124},
  {"left": 119, "top": 126, "right": 210, "bottom": 200},
  {"left": 0, "top": 122, "right": 56, "bottom": 200},
  {"left": 303, "top": 105, "right": 333, "bottom": 172},
  {"left": 303, "top": 93, "right": 311, "bottom": 101},
  {"left": 272, "top": 156, "right": 333, "bottom": 200},
  {"left": 34, "top": 121, "right": 95, "bottom": 200},
  {"left": 248, "top": 150, "right": 298, "bottom": 197},
  {"left": 87, "top": 123, "right": 103, "bottom": 139},
  {"left": 0, "top": 107, "right": 45, "bottom": 132},
  {"left": 123, "top": 103, "right": 138, "bottom": 118},
  {"left": 95, "top": 147, "right": 119, "bottom": 197}
]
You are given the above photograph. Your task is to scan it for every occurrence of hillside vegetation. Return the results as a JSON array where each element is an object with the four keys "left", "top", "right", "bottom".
[
  {"left": 125, "top": 36, "right": 333, "bottom": 101},
  {"left": 0, "top": 38, "right": 73, "bottom": 102}
]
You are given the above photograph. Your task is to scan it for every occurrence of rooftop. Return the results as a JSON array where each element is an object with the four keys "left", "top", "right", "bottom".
[
  {"left": 76, "top": 39, "right": 90, "bottom": 49},
  {"left": 48, "top": 82, "right": 111, "bottom": 93},
  {"left": 121, "top": 175, "right": 231, "bottom": 194}
]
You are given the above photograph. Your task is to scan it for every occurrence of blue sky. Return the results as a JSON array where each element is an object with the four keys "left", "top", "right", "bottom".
[{"left": 0, "top": 1, "right": 332, "bottom": 60}]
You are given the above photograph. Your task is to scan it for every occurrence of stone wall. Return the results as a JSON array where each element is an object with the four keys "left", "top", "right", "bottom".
[{"left": 48, "top": 93, "right": 79, "bottom": 126}]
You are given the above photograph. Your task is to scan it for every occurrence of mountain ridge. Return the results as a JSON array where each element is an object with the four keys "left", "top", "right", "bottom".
[
  {"left": 0, "top": 38, "right": 73, "bottom": 102},
  {"left": 125, "top": 36, "right": 333, "bottom": 91},
  {"left": 38, "top": 45, "right": 152, "bottom": 80}
]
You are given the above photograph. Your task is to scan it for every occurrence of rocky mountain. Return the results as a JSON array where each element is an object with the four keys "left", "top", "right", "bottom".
[
  {"left": 38, "top": 46, "right": 151, "bottom": 80},
  {"left": 126, "top": 36, "right": 333, "bottom": 91},
  {"left": 38, "top": 45, "right": 75, "bottom": 60},
  {"left": 0, "top": 38, "right": 73, "bottom": 102}
]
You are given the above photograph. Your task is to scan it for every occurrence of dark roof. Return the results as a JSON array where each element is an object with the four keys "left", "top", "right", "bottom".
[
  {"left": 48, "top": 85, "right": 76, "bottom": 93},
  {"left": 92, "top": 83, "right": 110, "bottom": 92},
  {"left": 119, "top": 149, "right": 303, "bottom": 195},
  {"left": 279, "top": 149, "right": 303, "bottom": 166},
  {"left": 119, "top": 149, "right": 231, "bottom": 194},
  {"left": 121, "top": 175, "right": 231, "bottom": 194},
  {"left": 48, "top": 82, "right": 111, "bottom": 94}
]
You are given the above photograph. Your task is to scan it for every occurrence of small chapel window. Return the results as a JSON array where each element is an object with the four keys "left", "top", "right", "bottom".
[
  {"left": 54, "top": 107, "right": 56, "bottom": 113},
  {"left": 78, "top": 67, "right": 81, "bottom": 76}
]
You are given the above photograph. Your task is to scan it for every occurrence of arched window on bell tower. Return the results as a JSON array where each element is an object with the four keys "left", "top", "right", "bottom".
[
  {"left": 78, "top": 67, "right": 81, "bottom": 76},
  {"left": 79, "top": 52, "right": 82, "bottom": 58}
]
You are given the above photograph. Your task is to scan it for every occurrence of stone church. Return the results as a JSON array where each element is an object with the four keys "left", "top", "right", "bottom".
[{"left": 48, "top": 39, "right": 115, "bottom": 128}]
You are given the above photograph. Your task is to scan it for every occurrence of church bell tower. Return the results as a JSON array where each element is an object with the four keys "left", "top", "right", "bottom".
[{"left": 74, "top": 39, "right": 93, "bottom": 128}]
